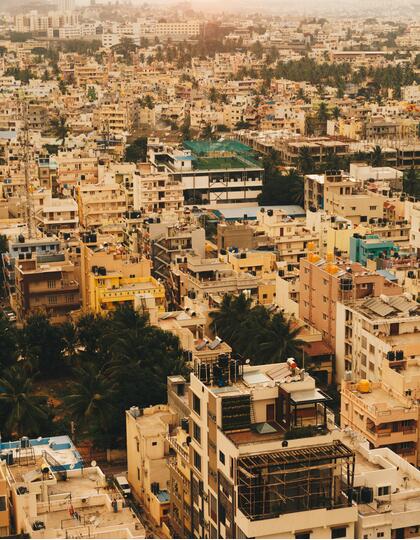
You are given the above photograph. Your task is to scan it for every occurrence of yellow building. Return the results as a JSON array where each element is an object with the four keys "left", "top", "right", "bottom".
[
  {"left": 0, "top": 462, "right": 10, "bottom": 537},
  {"left": 89, "top": 271, "right": 165, "bottom": 315},
  {"left": 226, "top": 249, "right": 276, "bottom": 277}
]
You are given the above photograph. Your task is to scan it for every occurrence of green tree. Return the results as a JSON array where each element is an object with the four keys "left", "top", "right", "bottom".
[
  {"left": 64, "top": 363, "right": 117, "bottom": 446},
  {"left": 0, "top": 365, "right": 50, "bottom": 438},
  {"left": 87, "top": 86, "right": 97, "bottom": 102},
  {"left": 0, "top": 312, "right": 18, "bottom": 370},
  {"left": 258, "top": 313, "right": 305, "bottom": 363},
  {"left": 201, "top": 123, "right": 213, "bottom": 139},
  {"left": 181, "top": 114, "right": 192, "bottom": 141},
  {"left": 124, "top": 137, "right": 147, "bottom": 163},
  {"left": 298, "top": 146, "right": 315, "bottom": 174},
  {"left": 371, "top": 145, "right": 384, "bottom": 167},
  {"left": 19, "top": 313, "right": 63, "bottom": 375},
  {"left": 317, "top": 101, "right": 329, "bottom": 122},
  {"left": 58, "top": 79, "right": 68, "bottom": 95},
  {"left": 112, "top": 37, "right": 138, "bottom": 63},
  {"left": 332, "top": 106, "right": 340, "bottom": 120},
  {"left": 50, "top": 115, "right": 69, "bottom": 146}
]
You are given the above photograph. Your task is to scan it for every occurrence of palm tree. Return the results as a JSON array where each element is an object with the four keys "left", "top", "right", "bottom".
[
  {"left": 371, "top": 145, "right": 384, "bottom": 167},
  {"left": 332, "top": 106, "right": 340, "bottom": 120},
  {"left": 50, "top": 115, "right": 69, "bottom": 146},
  {"left": 288, "top": 170, "right": 304, "bottom": 206},
  {"left": 0, "top": 365, "right": 49, "bottom": 438},
  {"left": 317, "top": 102, "right": 329, "bottom": 122},
  {"left": 209, "top": 293, "right": 252, "bottom": 344},
  {"left": 64, "top": 363, "right": 116, "bottom": 442},
  {"left": 298, "top": 146, "right": 315, "bottom": 174},
  {"left": 258, "top": 314, "right": 305, "bottom": 364}
]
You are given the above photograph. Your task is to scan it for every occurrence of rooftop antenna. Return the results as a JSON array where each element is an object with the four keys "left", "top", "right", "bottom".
[{"left": 19, "top": 94, "right": 36, "bottom": 239}]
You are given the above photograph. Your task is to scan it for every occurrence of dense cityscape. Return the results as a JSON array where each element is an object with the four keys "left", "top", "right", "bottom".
[{"left": 0, "top": 0, "right": 419, "bottom": 538}]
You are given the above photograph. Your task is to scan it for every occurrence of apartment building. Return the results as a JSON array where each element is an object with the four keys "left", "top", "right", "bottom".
[
  {"left": 126, "top": 405, "right": 177, "bottom": 529},
  {"left": 133, "top": 166, "right": 183, "bottom": 214},
  {"left": 336, "top": 294, "right": 420, "bottom": 384},
  {"left": 339, "top": 433, "right": 420, "bottom": 539},
  {"left": 88, "top": 267, "right": 165, "bottom": 315},
  {"left": 149, "top": 221, "right": 205, "bottom": 283},
  {"left": 299, "top": 254, "right": 402, "bottom": 355},
  {"left": 93, "top": 101, "right": 132, "bottom": 133},
  {"left": 411, "top": 203, "right": 420, "bottom": 257},
  {"left": 1, "top": 235, "right": 64, "bottom": 302},
  {"left": 171, "top": 253, "right": 260, "bottom": 307},
  {"left": 76, "top": 181, "right": 126, "bottom": 230},
  {"left": 35, "top": 196, "right": 78, "bottom": 237},
  {"left": 279, "top": 138, "right": 350, "bottom": 168},
  {"left": 80, "top": 241, "right": 152, "bottom": 310},
  {"left": 14, "top": 255, "right": 80, "bottom": 324},
  {"left": 341, "top": 378, "right": 418, "bottom": 467},
  {"left": 305, "top": 170, "right": 386, "bottom": 226},
  {"left": 0, "top": 462, "right": 9, "bottom": 537},
  {"left": 149, "top": 139, "right": 264, "bottom": 206},
  {"left": 38, "top": 156, "right": 58, "bottom": 192},
  {"left": 168, "top": 357, "right": 357, "bottom": 539},
  {"left": 349, "top": 163, "right": 403, "bottom": 191},
  {"left": 349, "top": 234, "right": 398, "bottom": 265},
  {"left": 256, "top": 208, "right": 320, "bottom": 263},
  {"left": 0, "top": 435, "right": 145, "bottom": 538},
  {"left": 225, "top": 249, "right": 276, "bottom": 278},
  {"left": 56, "top": 151, "right": 98, "bottom": 190}
]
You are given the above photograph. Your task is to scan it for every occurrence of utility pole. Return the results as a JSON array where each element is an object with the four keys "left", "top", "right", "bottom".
[{"left": 20, "top": 96, "right": 36, "bottom": 239}]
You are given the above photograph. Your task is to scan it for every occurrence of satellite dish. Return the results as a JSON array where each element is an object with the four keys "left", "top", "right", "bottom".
[{"left": 91, "top": 460, "right": 97, "bottom": 467}]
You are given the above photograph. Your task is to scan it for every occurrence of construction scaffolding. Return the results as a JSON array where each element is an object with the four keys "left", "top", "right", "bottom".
[{"left": 237, "top": 440, "right": 355, "bottom": 521}]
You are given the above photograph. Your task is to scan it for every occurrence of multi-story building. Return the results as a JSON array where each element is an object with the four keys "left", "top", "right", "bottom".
[
  {"left": 0, "top": 435, "right": 145, "bottom": 538},
  {"left": 79, "top": 241, "right": 152, "bottom": 310},
  {"left": 76, "top": 181, "right": 126, "bottom": 230},
  {"left": 299, "top": 254, "right": 403, "bottom": 356},
  {"left": 411, "top": 203, "right": 420, "bottom": 257},
  {"left": 256, "top": 208, "right": 319, "bottom": 263},
  {"left": 349, "top": 234, "right": 398, "bottom": 265},
  {"left": 15, "top": 255, "right": 81, "bottom": 324},
  {"left": 56, "top": 151, "right": 98, "bottom": 190},
  {"left": 35, "top": 196, "right": 78, "bottom": 237},
  {"left": 133, "top": 166, "right": 183, "bottom": 214},
  {"left": 126, "top": 405, "right": 178, "bottom": 529},
  {"left": 149, "top": 139, "right": 264, "bottom": 206},
  {"left": 335, "top": 294, "right": 420, "bottom": 383},
  {"left": 341, "top": 378, "right": 419, "bottom": 467},
  {"left": 339, "top": 433, "right": 420, "bottom": 539},
  {"left": 172, "top": 253, "right": 260, "bottom": 307},
  {"left": 167, "top": 357, "right": 358, "bottom": 539},
  {"left": 1, "top": 235, "right": 64, "bottom": 302}
]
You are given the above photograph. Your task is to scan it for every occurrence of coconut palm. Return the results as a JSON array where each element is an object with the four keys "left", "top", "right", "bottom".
[
  {"left": 64, "top": 363, "right": 116, "bottom": 440},
  {"left": 258, "top": 313, "right": 305, "bottom": 364},
  {"left": 371, "top": 145, "right": 384, "bottom": 167},
  {"left": 50, "top": 115, "right": 69, "bottom": 146},
  {"left": 0, "top": 365, "right": 49, "bottom": 438},
  {"left": 210, "top": 293, "right": 252, "bottom": 344},
  {"left": 298, "top": 146, "right": 315, "bottom": 174}
]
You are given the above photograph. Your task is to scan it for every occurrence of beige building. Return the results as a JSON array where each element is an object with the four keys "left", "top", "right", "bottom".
[
  {"left": 341, "top": 378, "right": 418, "bottom": 467},
  {"left": 336, "top": 294, "right": 420, "bottom": 384},
  {"left": 126, "top": 405, "right": 177, "bottom": 529},
  {"left": 133, "top": 165, "right": 183, "bottom": 214},
  {"left": 256, "top": 208, "right": 319, "bottom": 263},
  {"left": 167, "top": 357, "right": 358, "bottom": 539},
  {"left": 77, "top": 181, "right": 126, "bottom": 230},
  {"left": 56, "top": 151, "right": 98, "bottom": 190}
]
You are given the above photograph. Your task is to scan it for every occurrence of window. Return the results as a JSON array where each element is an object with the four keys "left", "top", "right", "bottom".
[
  {"left": 48, "top": 295, "right": 58, "bottom": 304},
  {"left": 193, "top": 421, "right": 201, "bottom": 444},
  {"left": 323, "top": 313, "right": 327, "bottom": 320},
  {"left": 219, "top": 451, "right": 225, "bottom": 464},
  {"left": 193, "top": 450, "right": 201, "bottom": 471},
  {"left": 331, "top": 527, "right": 347, "bottom": 538},
  {"left": 369, "top": 206, "right": 377, "bottom": 211},
  {"left": 137, "top": 467, "right": 140, "bottom": 480},
  {"left": 152, "top": 441, "right": 157, "bottom": 446},
  {"left": 47, "top": 279, "right": 56, "bottom": 289},
  {"left": 192, "top": 393, "right": 201, "bottom": 415},
  {"left": 219, "top": 504, "right": 226, "bottom": 525},
  {"left": 0, "top": 496, "right": 5, "bottom": 511},
  {"left": 377, "top": 533, "right": 384, "bottom": 538},
  {"left": 378, "top": 486, "right": 390, "bottom": 496},
  {"left": 295, "top": 533, "right": 311, "bottom": 539}
]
